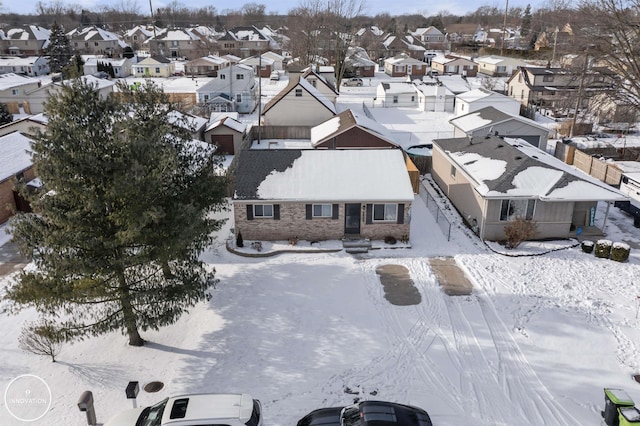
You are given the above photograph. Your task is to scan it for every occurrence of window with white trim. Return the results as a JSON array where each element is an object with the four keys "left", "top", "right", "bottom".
[
  {"left": 236, "top": 94, "right": 242, "bottom": 102},
  {"left": 295, "top": 88, "right": 303, "bottom": 97},
  {"left": 313, "top": 204, "right": 332, "bottom": 217},
  {"left": 254, "top": 204, "right": 273, "bottom": 218},
  {"left": 236, "top": 74, "right": 244, "bottom": 80},
  {"left": 373, "top": 204, "right": 397, "bottom": 221},
  {"left": 500, "top": 199, "right": 535, "bottom": 221}
]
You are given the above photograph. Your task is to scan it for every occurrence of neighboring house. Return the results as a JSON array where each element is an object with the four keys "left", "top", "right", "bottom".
[
  {"left": 240, "top": 55, "right": 274, "bottom": 78},
  {"left": 411, "top": 26, "right": 446, "bottom": 49},
  {"left": 449, "top": 106, "right": 551, "bottom": 150},
  {"left": 383, "top": 55, "right": 427, "bottom": 78},
  {"left": 218, "top": 26, "right": 273, "bottom": 58},
  {"left": 144, "top": 28, "right": 205, "bottom": 60},
  {"left": 431, "top": 134, "right": 627, "bottom": 241},
  {"left": 430, "top": 54, "right": 477, "bottom": 77},
  {"left": 133, "top": 56, "right": 175, "bottom": 77},
  {"left": 455, "top": 87, "right": 521, "bottom": 117},
  {"left": 167, "top": 110, "right": 208, "bottom": 141},
  {"left": 435, "top": 75, "right": 472, "bottom": 95},
  {"left": 24, "top": 75, "right": 115, "bottom": 114},
  {"left": 67, "top": 26, "right": 124, "bottom": 56},
  {"left": 507, "top": 66, "right": 616, "bottom": 111},
  {"left": 0, "top": 131, "right": 37, "bottom": 224},
  {"left": 1, "top": 25, "right": 50, "bottom": 56},
  {"left": 311, "top": 109, "right": 399, "bottom": 149},
  {"left": 476, "top": 55, "right": 526, "bottom": 77},
  {"left": 0, "top": 73, "right": 42, "bottom": 114},
  {"left": 301, "top": 68, "right": 338, "bottom": 104},
  {"left": 381, "top": 35, "right": 425, "bottom": 60},
  {"left": 196, "top": 64, "right": 257, "bottom": 113},
  {"left": 204, "top": 116, "right": 246, "bottom": 155},
  {"left": 0, "top": 56, "right": 49, "bottom": 77},
  {"left": 262, "top": 76, "right": 336, "bottom": 127},
  {"left": 589, "top": 92, "right": 639, "bottom": 125},
  {"left": 232, "top": 149, "right": 414, "bottom": 241},
  {"left": 83, "top": 57, "right": 133, "bottom": 78},
  {"left": 0, "top": 114, "right": 47, "bottom": 137},
  {"left": 345, "top": 54, "right": 376, "bottom": 78},
  {"left": 262, "top": 51, "right": 285, "bottom": 71},
  {"left": 375, "top": 82, "right": 418, "bottom": 108},
  {"left": 184, "top": 55, "right": 229, "bottom": 76},
  {"left": 123, "top": 25, "right": 156, "bottom": 51},
  {"left": 414, "top": 82, "right": 455, "bottom": 112}
]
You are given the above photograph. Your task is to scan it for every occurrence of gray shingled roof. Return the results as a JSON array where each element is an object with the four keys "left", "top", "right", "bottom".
[{"left": 233, "top": 150, "right": 302, "bottom": 199}]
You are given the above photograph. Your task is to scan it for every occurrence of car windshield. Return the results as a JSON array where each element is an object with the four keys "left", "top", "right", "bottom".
[
  {"left": 136, "top": 398, "right": 168, "bottom": 426},
  {"left": 341, "top": 406, "right": 362, "bottom": 426}
]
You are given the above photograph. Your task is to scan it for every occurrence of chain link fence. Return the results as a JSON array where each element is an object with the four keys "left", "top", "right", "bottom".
[{"left": 419, "top": 181, "right": 452, "bottom": 241}]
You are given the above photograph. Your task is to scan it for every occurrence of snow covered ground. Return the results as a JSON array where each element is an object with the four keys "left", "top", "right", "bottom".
[{"left": 3, "top": 71, "right": 640, "bottom": 425}]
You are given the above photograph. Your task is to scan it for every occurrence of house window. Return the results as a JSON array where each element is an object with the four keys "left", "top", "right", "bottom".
[
  {"left": 155, "top": 67, "right": 160, "bottom": 73},
  {"left": 254, "top": 204, "right": 273, "bottom": 218},
  {"left": 11, "top": 89, "right": 18, "bottom": 95},
  {"left": 136, "top": 67, "right": 144, "bottom": 73},
  {"left": 236, "top": 74, "right": 244, "bottom": 80},
  {"left": 543, "top": 75, "right": 554, "bottom": 82},
  {"left": 133, "top": 35, "right": 138, "bottom": 41},
  {"left": 85, "top": 42, "right": 89, "bottom": 47},
  {"left": 393, "top": 96, "right": 398, "bottom": 104},
  {"left": 236, "top": 94, "right": 242, "bottom": 103},
  {"left": 203, "top": 94, "right": 209, "bottom": 102},
  {"left": 220, "top": 74, "right": 226, "bottom": 79},
  {"left": 518, "top": 74, "right": 522, "bottom": 83},
  {"left": 313, "top": 204, "right": 332, "bottom": 217},
  {"left": 172, "top": 41, "right": 178, "bottom": 46},
  {"left": 295, "top": 89, "right": 303, "bottom": 97},
  {"left": 411, "top": 95, "right": 415, "bottom": 102},
  {"left": 94, "top": 42, "right": 99, "bottom": 47},
  {"left": 373, "top": 203, "right": 397, "bottom": 221},
  {"left": 451, "top": 165, "right": 456, "bottom": 177},
  {"left": 500, "top": 199, "right": 535, "bottom": 221}
]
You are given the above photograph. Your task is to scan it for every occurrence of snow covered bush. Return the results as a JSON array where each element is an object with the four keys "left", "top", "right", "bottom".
[
  {"left": 594, "top": 239, "right": 612, "bottom": 259},
  {"left": 611, "top": 242, "right": 631, "bottom": 262},
  {"left": 504, "top": 218, "right": 537, "bottom": 249},
  {"left": 581, "top": 240, "right": 594, "bottom": 254},
  {"left": 236, "top": 231, "right": 244, "bottom": 248}
]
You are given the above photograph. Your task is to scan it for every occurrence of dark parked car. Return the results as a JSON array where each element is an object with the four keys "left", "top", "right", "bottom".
[{"left": 297, "top": 400, "right": 432, "bottom": 426}]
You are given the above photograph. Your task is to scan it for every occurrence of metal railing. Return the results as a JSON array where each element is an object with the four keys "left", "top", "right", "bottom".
[{"left": 419, "top": 181, "right": 452, "bottom": 241}]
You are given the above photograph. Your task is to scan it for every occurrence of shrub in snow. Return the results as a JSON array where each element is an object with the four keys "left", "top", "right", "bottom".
[
  {"left": 19, "top": 321, "right": 63, "bottom": 362},
  {"left": 236, "top": 231, "right": 244, "bottom": 248},
  {"left": 594, "top": 239, "right": 612, "bottom": 259},
  {"left": 581, "top": 240, "right": 594, "bottom": 254},
  {"left": 504, "top": 217, "right": 537, "bottom": 249},
  {"left": 384, "top": 236, "right": 397, "bottom": 244},
  {"left": 611, "top": 242, "right": 631, "bottom": 262}
]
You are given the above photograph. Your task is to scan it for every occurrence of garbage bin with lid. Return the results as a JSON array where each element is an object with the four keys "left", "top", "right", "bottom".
[
  {"left": 603, "top": 388, "right": 636, "bottom": 426},
  {"left": 620, "top": 406, "right": 640, "bottom": 426}
]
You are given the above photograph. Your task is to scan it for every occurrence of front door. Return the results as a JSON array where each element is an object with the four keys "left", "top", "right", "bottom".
[{"left": 344, "top": 203, "right": 361, "bottom": 235}]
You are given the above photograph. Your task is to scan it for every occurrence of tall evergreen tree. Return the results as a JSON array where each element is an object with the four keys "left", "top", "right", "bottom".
[
  {"left": 0, "top": 103, "right": 12, "bottom": 125},
  {"left": 521, "top": 4, "right": 532, "bottom": 37},
  {"left": 46, "top": 22, "right": 72, "bottom": 74},
  {"left": 6, "top": 79, "right": 228, "bottom": 346}
]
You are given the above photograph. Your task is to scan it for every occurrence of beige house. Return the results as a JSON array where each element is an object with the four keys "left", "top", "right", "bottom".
[
  {"left": 232, "top": 149, "right": 414, "bottom": 241},
  {"left": 301, "top": 69, "right": 338, "bottom": 104},
  {"left": 67, "top": 26, "right": 123, "bottom": 56},
  {"left": 204, "top": 115, "right": 246, "bottom": 155},
  {"left": 24, "top": 75, "right": 115, "bottom": 114},
  {"left": 0, "top": 73, "right": 42, "bottom": 114},
  {"left": 430, "top": 55, "right": 477, "bottom": 77},
  {"left": 475, "top": 55, "right": 525, "bottom": 77},
  {"left": 144, "top": 28, "right": 205, "bottom": 60},
  {"left": 133, "top": 56, "right": 175, "bottom": 78},
  {"left": 1, "top": 25, "right": 50, "bottom": 56},
  {"left": 431, "top": 134, "right": 627, "bottom": 241},
  {"left": 184, "top": 56, "right": 229, "bottom": 76},
  {"left": 262, "top": 76, "right": 336, "bottom": 127}
]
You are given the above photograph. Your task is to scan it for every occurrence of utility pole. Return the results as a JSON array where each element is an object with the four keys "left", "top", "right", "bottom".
[
  {"left": 569, "top": 53, "right": 589, "bottom": 138},
  {"left": 551, "top": 27, "right": 559, "bottom": 66},
  {"left": 501, "top": 0, "right": 509, "bottom": 56},
  {"left": 258, "top": 52, "right": 262, "bottom": 144}
]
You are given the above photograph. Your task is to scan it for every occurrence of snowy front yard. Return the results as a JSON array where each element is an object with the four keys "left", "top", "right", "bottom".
[{"left": 2, "top": 189, "right": 640, "bottom": 425}]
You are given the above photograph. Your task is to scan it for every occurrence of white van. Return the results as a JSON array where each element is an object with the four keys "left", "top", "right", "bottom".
[{"left": 104, "top": 393, "right": 263, "bottom": 426}]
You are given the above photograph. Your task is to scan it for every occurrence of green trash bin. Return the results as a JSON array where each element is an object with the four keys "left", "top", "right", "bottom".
[{"left": 604, "top": 388, "right": 636, "bottom": 426}]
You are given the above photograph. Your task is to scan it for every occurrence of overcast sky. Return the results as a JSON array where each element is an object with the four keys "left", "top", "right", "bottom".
[{"left": 7, "top": 0, "right": 544, "bottom": 19}]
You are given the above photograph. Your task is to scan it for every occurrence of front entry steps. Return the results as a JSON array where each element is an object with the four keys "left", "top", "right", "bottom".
[{"left": 342, "top": 237, "right": 372, "bottom": 254}]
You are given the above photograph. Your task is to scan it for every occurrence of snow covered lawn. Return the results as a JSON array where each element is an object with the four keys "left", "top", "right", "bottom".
[{"left": 2, "top": 188, "right": 640, "bottom": 425}]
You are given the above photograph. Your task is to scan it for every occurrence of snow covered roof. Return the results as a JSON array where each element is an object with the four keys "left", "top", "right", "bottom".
[
  {"left": 0, "top": 56, "right": 45, "bottom": 66},
  {"left": 167, "top": 111, "right": 208, "bottom": 132},
  {"left": 449, "top": 107, "right": 550, "bottom": 134},
  {"left": 433, "top": 134, "right": 627, "bottom": 201},
  {"left": 0, "top": 73, "right": 40, "bottom": 91},
  {"left": 206, "top": 116, "right": 246, "bottom": 134},
  {"left": 310, "top": 109, "right": 398, "bottom": 147},
  {"left": 233, "top": 149, "right": 414, "bottom": 202},
  {"left": 263, "top": 75, "right": 336, "bottom": 115},
  {"left": 0, "top": 132, "right": 33, "bottom": 182},
  {"left": 5, "top": 25, "right": 50, "bottom": 41},
  {"left": 379, "top": 81, "right": 416, "bottom": 94}
]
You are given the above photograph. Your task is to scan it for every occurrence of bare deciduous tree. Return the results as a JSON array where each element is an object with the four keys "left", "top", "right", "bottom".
[{"left": 19, "top": 321, "right": 63, "bottom": 362}]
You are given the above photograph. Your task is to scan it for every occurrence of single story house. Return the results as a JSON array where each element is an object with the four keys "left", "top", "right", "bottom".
[
  {"left": 232, "top": 149, "right": 414, "bottom": 241},
  {"left": 83, "top": 57, "right": 133, "bottom": 78},
  {"left": 414, "top": 83, "right": 455, "bottom": 112},
  {"left": 25, "top": 75, "right": 115, "bottom": 114},
  {"left": 431, "top": 134, "right": 627, "bottom": 241},
  {"left": 133, "top": 56, "right": 176, "bottom": 78},
  {"left": 430, "top": 54, "right": 477, "bottom": 77},
  {"left": 455, "top": 87, "right": 521, "bottom": 117},
  {"left": 262, "top": 51, "right": 285, "bottom": 71},
  {"left": 239, "top": 55, "right": 274, "bottom": 78},
  {"left": 184, "top": 55, "right": 229, "bottom": 76},
  {"left": 0, "top": 73, "right": 42, "bottom": 114},
  {"left": 475, "top": 55, "right": 526, "bottom": 77},
  {"left": 0, "top": 131, "right": 37, "bottom": 224},
  {"left": 449, "top": 106, "right": 551, "bottom": 151},
  {"left": 383, "top": 55, "right": 427, "bottom": 78},
  {"left": 0, "top": 56, "right": 49, "bottom": 77}
]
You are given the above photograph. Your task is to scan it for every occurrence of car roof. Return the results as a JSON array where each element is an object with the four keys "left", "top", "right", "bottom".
[
  {"left": 297, "top": 407, "right": 342, "bottom": 426},
  {"left": 162, "top": 393, "right": 254, "bottom": 424},
  {"left": 359, "top": 401, "right": 432, "bottom": 426}
]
